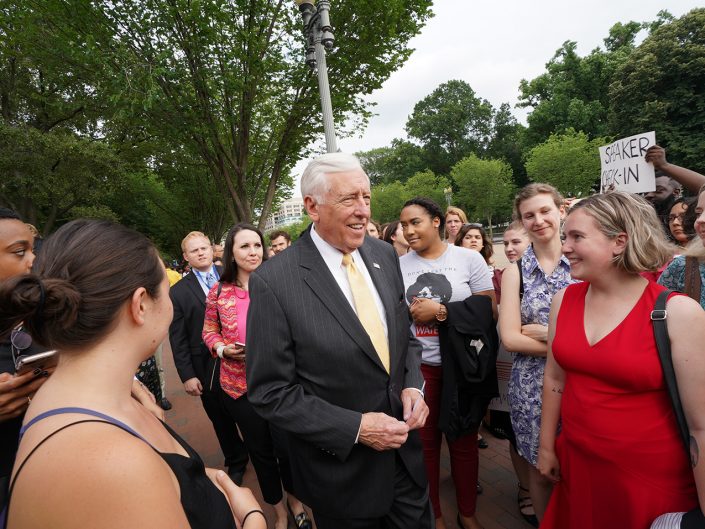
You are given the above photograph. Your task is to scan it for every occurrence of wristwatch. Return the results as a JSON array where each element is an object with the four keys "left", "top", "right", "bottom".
[{"left": 435, "top": 304, "right": 448, "bottom": 322}]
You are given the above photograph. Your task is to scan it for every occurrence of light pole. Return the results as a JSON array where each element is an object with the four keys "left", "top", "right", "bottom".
[
  {"left": 294, "top": 0, "right": 338, "bottom": 153},
  {"left": 444, "top": 186, "right": 453, "bottom": 208}
]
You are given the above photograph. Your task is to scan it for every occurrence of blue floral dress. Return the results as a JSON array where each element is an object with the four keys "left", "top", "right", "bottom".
[{"left": 508, "top": 245, "right": 574, "bottom": 466}]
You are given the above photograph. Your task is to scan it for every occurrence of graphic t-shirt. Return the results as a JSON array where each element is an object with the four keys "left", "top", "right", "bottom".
[{"left": 400, "top": 244, "right": 493, "bottom": 365}]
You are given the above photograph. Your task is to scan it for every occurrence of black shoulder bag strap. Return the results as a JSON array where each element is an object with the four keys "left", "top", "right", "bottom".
[{"left": 651, "top": 289, "right": 690, "bottom": 454}]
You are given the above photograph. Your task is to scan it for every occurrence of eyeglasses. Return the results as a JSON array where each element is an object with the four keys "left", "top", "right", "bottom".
[
  {"left": 668, "top": 214, "right": 686, "bottom": 223},
  {"left": 10, "top": 328, "right": 32, "bottom": 367},
  {"left": 463, "top": 223, "right": 483, "bottom": 228}
]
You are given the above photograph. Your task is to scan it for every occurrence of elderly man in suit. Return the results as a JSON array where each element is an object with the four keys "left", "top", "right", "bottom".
[
  {"left": 246, "top": 153, "right": 432, "bottom": 529},
  {"left": 169, "top": 231, "right": 248, "bottom": 483}
]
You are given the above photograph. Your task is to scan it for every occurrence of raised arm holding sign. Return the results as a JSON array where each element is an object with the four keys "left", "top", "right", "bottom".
[{"left": 599, "top": 131, "right": 656, "bottom": 193}]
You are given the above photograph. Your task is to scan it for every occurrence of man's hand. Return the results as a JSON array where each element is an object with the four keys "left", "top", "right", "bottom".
[
  {"left": 409, "top": 297, "right": 440, "bottom": 325},
  {"left": 358, "top": 412, "right": 410, "bottom": 451},
  {"left": 0, "top": 370, "right": 50, "bottom": 423},
  {"left": 184, "top": 377, "right": 203, "bottom": 396},
  {"left": 645, "top": 145, "right": 668, "bottom": 170},
  {"left": 401, "top": 388, "right": 428, "bottom": 431}
]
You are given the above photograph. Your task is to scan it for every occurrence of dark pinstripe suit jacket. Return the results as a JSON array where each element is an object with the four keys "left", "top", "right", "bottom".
[{"left": 246, "top": 228, "right": 427, "bottom": 518}]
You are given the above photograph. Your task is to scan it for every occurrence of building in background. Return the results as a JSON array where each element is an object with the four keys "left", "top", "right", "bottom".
[{"left": 264, "top": 197, "right": 305, "bottom": 232}]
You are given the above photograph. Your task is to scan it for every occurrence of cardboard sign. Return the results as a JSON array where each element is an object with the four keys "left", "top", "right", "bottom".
[{"left": 599, "top": 131, "right": 656, "bottom": 193}]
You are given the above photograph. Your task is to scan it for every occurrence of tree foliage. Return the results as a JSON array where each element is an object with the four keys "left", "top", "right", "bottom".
[
  {"left": 405, "top": 80, "right": 494, "bottom": 175},
  {"left": 517, "top": 38, "right": 632, "bottom": 146},
  {"left": 0, "top": 123, "right": 126, "bottom": 233},
  {"left": 609, "top": 8, "right": 705, "bottom": 172},
  {"left": 357, "top": 139, "right": 426, "bottom": 186},
  {"left": 450, "top": 155, "right": 515, "bottom": 232},
  {"left": 22, "top": 0, "right": 433, "bottom": 229},
  {"left": 371, "top": 181, "right": 410, "bottom": 224},
  {"left": 524, "top": 129, "right": 608, "bottom": 197},
  {"left": 0, "top": 0, "right": 433, "bottom": 252}
]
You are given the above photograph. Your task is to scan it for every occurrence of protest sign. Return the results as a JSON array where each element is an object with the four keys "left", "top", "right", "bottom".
[{"left": 599, "top": 131, "right": 656, "bottom": 193}]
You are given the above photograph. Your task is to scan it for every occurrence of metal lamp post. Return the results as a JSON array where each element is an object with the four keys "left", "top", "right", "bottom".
[
  {"left": 444, "top": 186, "right": 453, "bottom": 208},
  {"left": 294, "top": 0, "right": 338, "bottom": 153}
]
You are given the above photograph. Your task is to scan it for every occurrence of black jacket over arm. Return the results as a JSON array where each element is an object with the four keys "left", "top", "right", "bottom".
[{"left": 438, "top": 295, "right": 499, "bottom": 442}]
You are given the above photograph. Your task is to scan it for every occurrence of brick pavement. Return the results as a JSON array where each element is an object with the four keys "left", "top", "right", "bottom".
[{"left": 161, "top": 337, "right": 531, "bottom": 529}]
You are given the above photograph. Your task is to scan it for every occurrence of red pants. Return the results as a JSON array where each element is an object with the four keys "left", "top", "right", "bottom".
[{"left": 420, "top": 364, "right": 479, "bottom": 518}]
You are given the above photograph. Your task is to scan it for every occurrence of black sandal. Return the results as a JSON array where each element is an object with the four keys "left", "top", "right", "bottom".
[{"left": 517, "top": 484, "right": 538, "bottom": 528}]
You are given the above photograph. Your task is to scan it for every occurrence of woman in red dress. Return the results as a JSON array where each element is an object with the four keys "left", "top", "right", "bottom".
[{"left": 538, "top": 192, "right": 705, "bottom": 529}]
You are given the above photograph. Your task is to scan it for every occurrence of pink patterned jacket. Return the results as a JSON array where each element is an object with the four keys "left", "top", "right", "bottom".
[{"left": 202, "top": 282, "right": 249, "bottom": 400}]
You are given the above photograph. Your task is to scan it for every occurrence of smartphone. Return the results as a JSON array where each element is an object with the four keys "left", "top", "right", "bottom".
[
  {"left": 234, "top": 341, "right": 246, "bottom": 348},
  {"left": 15, "top": 350, "right": 58, "bottom": 375}
]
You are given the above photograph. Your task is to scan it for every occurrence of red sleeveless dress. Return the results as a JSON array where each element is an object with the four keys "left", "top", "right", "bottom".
[{"left": 541, "top": 281, "right": 697, "bottom": 529}]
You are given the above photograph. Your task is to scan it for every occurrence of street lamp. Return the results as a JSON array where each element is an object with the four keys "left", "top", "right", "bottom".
[
  {"left": 444, "top": 187, "right": 453, "bottom": 208},
  {"left": 294, "top": 0, "right": 338, "bottom": 153}
]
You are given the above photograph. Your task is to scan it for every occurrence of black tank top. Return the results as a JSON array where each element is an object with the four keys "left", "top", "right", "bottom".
[{"left": 3, "top": 407, "right": 236, "bottom": 529}]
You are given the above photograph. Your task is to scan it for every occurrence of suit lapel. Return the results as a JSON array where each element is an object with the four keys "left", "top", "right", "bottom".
[
  {"left": 184, "top": 272, "right": 206, "bottom": 307},
  {"left": 299, "top": 232, "right": 388, "bottom": 374}
]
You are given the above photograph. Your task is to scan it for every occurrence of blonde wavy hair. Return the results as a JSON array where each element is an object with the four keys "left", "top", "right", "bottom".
[{"left": 567, "top": 191, "right": 675, "bottom": 273}]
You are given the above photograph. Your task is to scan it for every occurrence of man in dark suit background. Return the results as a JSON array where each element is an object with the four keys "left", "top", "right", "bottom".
[
  {"left": 169, "top": 230, "right": 248, "bottom": 483},
  {"left": 246, "top": 153, "right": 432, "bottom": 529}
]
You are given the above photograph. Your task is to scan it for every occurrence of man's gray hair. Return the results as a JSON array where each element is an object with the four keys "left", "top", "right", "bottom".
[{"left": 300, "top": 152, "right": 367, "bottom": 203}]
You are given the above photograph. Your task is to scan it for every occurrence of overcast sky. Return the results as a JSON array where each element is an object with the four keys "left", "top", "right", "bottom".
[{"left": 290, "top": 1, "right": 702, "bottom": 196}]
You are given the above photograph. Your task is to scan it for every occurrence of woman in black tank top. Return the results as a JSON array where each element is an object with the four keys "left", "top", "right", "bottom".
[{"left": 0, "top": 220, "right": 266, "bottom": 529}]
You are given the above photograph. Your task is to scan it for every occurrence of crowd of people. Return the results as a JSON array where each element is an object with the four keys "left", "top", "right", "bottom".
[{"left": 1, "top": 145, "right": 705, "bottom": 529}]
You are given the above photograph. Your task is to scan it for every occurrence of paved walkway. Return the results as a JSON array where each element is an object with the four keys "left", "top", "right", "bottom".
[{"left": 161, "top": 340, "right": 531, "bottom": 529}]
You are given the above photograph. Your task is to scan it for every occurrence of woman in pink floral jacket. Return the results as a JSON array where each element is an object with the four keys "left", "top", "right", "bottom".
[{"left": 203, "top": 223, "right": 311, "bottom": 529}]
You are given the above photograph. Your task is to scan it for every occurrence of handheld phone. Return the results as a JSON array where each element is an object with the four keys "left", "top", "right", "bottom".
[
  {"left": 14, "top": 350, "right": 58, "bottom": 375},
  {"left": 234, "top": 341, "right": 246, "bottom": 348}
]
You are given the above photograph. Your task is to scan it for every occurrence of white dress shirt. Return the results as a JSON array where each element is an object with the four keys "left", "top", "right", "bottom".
[{"left": 310, "top": 225, "right": 389, "bottom": 341}]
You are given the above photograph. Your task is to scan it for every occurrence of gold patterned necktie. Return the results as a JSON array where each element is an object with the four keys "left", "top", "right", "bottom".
[{"left": 341, "top": 253, "right": 390, "bottom": 373}]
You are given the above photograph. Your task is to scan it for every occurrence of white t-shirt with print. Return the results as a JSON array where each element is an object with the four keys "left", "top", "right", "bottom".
[{"left": 400, "top": 244, "right": 493, "bottom": 366}]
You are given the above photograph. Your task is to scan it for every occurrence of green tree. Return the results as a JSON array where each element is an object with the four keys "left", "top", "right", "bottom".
[
  {"left": 451, "top": 155, "right": 515, "bottom": 235},
  {"left": 486, "top": 103, "right": 528, "bottom": 186},
  {"left": 405, "top": 80, "right": 494, "bottom": 175},
  {"left": 609, "top": 8, "right": 705, "bottom": 172},
  {"left": 357, "top": 139, "right": 426, "bottom": 186},
  {"left": 524, "top": 129, "right": 608, "bottom": 197},
  {"left": 517, "top": 32, "right": 637, "bottom": 146},
  {"left": 404, "top": 170, "right": 451, "bottom": 207},
  {"left": 0, "top": 124, "right": 126, "bottom": 233},
  {"left": 371, "top": 181, "right": 409, "bottom": 223},
  {"left": 22, "top": 0, "right": 433, "bottom": 229}
]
